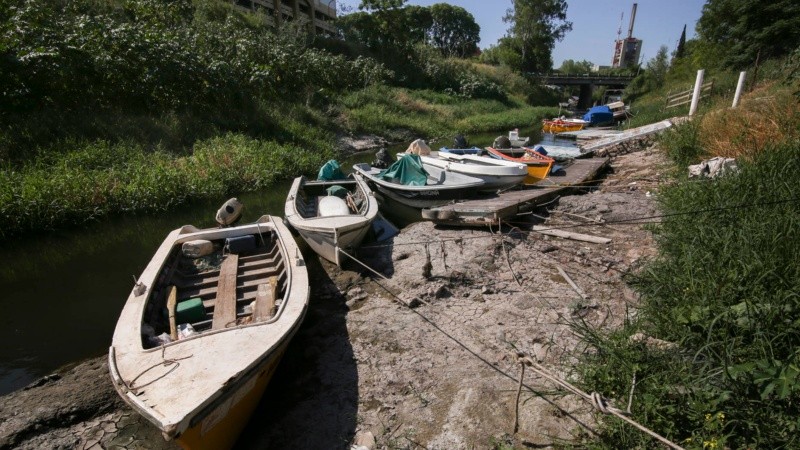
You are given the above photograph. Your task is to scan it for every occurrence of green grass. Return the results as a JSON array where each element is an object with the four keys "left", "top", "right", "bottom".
[
  {"left": 340, "top": 86, "right": 557, "bottom": 141},
  {"left": 573, "top": 130, "right": 800, "bottom": 449},
  {"left": 0, "top": 134, "right": 334, "bottom": 238}
]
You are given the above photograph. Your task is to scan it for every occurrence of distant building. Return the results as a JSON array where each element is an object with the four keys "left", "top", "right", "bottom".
[
  {"left": 611, "top": 3, "right": 642, "bottom": 68},
  {"left": 612, "top": 38, "right": 642, "bottom": 68},
  {"left": 593, "top": 64, "right": 612, "bottom": 72},
  {"left": 231, "top": 0, "right": 336, "bottom": 35}
]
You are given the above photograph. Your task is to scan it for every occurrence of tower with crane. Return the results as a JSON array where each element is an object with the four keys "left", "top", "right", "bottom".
[{"left": 611, "top": 3, "right": 642, "bottom": 68}]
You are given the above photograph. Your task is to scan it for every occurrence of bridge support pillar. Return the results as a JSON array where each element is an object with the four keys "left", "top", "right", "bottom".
[{"left": 578, "top": 84, "right": 594, "bottom": 110}]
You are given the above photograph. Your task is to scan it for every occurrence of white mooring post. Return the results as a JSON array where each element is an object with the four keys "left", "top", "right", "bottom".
[
  {"left": 689, "top": 69, "right": 705, "bottom": 116},
  {"left": 732, "top": 71, "right": 747, "bottom": 108}
]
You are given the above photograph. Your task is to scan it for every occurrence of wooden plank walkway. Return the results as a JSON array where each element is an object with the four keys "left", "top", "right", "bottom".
[
  {"left": 421, "top": 157, "right": 609, "bottom": 226},
  {"left": 559, "top": 128, "right": 621, "bottom": 140},
  {"left": 580, "top": 120, "right": 673, "bottom": 152}
]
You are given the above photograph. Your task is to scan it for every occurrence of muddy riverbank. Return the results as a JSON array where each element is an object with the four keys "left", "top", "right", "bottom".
[{"left": 0, "top": 137, "right": 669, "bottom": 450}]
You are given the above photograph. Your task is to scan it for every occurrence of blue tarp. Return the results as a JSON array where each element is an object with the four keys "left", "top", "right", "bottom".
[
  {"left": 377, "top": 154, "right": 428, "bottom": 186},
  {"left": 582, "top": 105, "right": 614, "bottom": 126}
]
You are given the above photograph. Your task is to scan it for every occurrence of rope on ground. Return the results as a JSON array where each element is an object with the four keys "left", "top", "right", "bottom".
[
  {"left": 358, "top": 196, "right": 800, "bottom": 251},
  {"left": 492, "top": 218, "right": 523, "bottom": 287},
  {"left": 514, "top": 359, "right": 525, "bottom": 433},
  {"left": 339, "top": 247, "right": 685, "bottom": 449},
  {"left": 515, "top": 353, "right": 685, "bottom": 450}
]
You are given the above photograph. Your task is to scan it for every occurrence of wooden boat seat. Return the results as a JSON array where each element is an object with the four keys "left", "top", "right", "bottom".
[{"left": 211, "top": 254, "right": 239, "bottom": 330}]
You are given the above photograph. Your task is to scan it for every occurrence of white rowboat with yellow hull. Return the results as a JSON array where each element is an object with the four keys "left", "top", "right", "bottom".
[{"left": 109, "top": 215, "right": 309, "bottom": 450}]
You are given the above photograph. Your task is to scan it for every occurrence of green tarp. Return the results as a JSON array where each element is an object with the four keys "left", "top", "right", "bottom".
[
  {"left": 377, "top": 154, "right": 428, "bottom": 186},
  {"left": 317, "top": 159, "right": 346, "bottom": 181},
  {"left": 326, "top": 185, "right": 349, "bottom": 198}
]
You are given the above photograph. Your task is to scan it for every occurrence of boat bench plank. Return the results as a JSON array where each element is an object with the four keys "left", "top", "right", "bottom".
[{"left": 211, "top": 254, "right": 239, "bottom": 330}]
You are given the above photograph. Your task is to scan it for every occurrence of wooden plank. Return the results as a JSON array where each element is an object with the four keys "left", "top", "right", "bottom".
[
  {"left": 581, "top": 120, "right": 673, "bottom": 152},
  {"left": 211, "top": 254, "right": 239, "bottom": 330},
  {"left": 167, "top": 285, "right": 178, "bottom": 341},
  {"left": 532, "top": 225, "right": 612, "bottom": 244},
  {"left": 253, "top": 276, "right": 279, "bottom": 321},
  {"left": 421, "top": 158, "right": 609, "bottom": 226},
  {"left": 557, "top": 266, "right": 590, "bottom": 301}
]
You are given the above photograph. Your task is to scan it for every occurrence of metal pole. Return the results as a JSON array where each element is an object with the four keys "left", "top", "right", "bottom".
[
  {"left": 732, "top": 71, "right": 747, "bottom": 108},
  {"left": 689, "top": 69, "right": 705, "bottom": 116}
]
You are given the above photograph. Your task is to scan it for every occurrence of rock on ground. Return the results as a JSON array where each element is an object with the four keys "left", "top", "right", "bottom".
[{"left": 0, "top": 139, "right": 669, "bottom": 450}]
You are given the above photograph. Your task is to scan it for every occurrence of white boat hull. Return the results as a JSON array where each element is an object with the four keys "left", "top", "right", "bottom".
[
  {"left": 109, "top": 216, "right": 309, "bottom": 450},
  {"left": 284, "top": 175, "right": 379, "bottom": 267}
]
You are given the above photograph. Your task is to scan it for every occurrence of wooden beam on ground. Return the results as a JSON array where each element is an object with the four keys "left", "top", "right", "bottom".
[
  {"left": 557, "top": 266, "right": 589, "bottom": 301},
  {"left": 532, "top": 225, "right": 611, "bottom": 244},
  {"left": 212, "top": 254, "right": 239, "bottom": 330}
]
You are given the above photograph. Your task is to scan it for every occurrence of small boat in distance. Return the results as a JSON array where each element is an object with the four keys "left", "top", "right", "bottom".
[
  {"left": 284, "top": 173, "right": 378, "bottom": 267},
  {"left": 485, "top": 147, "right": 555, "bottom": 184},
  {"left": 109, "top": 215, "right": 308, "bottom": 450},
  {"left": 542, "top": 117, "right": 589, "bottom": 134},
  {"left": 353, "top": 154, "right": 484, "bottom": 209}
]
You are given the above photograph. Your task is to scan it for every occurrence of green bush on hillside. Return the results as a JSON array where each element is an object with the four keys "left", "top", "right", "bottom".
[{"left": 0, "top": 0, "right": 390, "bottom": 161}]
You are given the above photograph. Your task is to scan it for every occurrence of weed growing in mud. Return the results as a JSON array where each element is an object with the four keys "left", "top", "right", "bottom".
[
  {"left": 657, "top": 120, "right": 704, "bottom": 168},
  {"left": 572, "top": 141, "right": 800, "bottom": 449}
]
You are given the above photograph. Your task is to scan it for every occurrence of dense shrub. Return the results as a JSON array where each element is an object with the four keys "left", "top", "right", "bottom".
[{"left": 0, "top": 0, "right": 389, "bottom": 160}]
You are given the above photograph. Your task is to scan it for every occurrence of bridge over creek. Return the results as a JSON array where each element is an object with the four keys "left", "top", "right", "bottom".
[{"left": 537, "top": 73, "right": 636, "bottom": 109}]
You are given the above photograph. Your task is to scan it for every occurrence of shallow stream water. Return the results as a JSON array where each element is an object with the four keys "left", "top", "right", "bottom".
[{"left": 0, "top": 127, "right": 576, "bottom": 394}]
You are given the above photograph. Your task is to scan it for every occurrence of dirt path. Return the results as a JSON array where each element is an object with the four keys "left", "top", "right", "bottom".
[{"left": 0, "top": 142, "right": 670, "bottom": 450}]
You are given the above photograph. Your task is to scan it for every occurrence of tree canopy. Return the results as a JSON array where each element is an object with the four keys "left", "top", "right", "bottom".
[
  {"left": 502, "top": 0, "right": 572, "bottom": 73},
  {"left": 427, "top": 3, "right": 480, "bottom": 58},
  {"left": 557, "top": 59, "right": 593, "bottom": 74},
  {"left": 697, "top": 0, "right": 800, "bottom": 68}
]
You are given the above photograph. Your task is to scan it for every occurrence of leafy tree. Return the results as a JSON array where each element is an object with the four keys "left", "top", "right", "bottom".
[
  {"left": 358, "top": 0, "right": 406, "bottom": 11},
  {"left": 557, "top": 59, "right": 593, "bottom": 74},
  {"left": 427, "top": 3, "right": 479, "bottom": 58},
  {"left": 647, "top": 45, "right": 670, "bottom": 87},
  {"left": 502, "top": 0, "right": 571, "bottom": 74},
  {"left": 697, "top": 0, "right": 800, "bottom": 69},
  {"left": 338, "top": 4, "right": 430, "bottom": 54}
]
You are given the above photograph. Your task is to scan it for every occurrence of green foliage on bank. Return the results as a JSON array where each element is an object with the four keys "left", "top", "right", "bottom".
[
  {"left": 0, "top": 0, "right": 553, "bottom": 238},
  {"left": 339, "top": 85, "right": 557, "bottom": 140},
  {"left": 575, "top": 135, "right": 800, "bottom": 449},
  {"left": 0, "top": 135, "right": 335, "bottom": 237}
]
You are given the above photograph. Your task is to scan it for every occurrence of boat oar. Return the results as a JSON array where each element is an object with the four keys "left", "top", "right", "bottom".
[{"left": 167, "top": 285, "right": 178, "bottom": 341}]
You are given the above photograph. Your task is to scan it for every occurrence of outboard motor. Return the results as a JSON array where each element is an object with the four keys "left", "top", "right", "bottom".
[
  {"left": 371, "top": 148, "right": 393, "bottom": 169},
  {"left": 216, "top": 197, "right": 243, "bottom": 227},
  {"left": 492, "top": 135, "right": 511, "bottom": 149},
  {"left": 453, "top": 134, "right": 469, "bottom": 149}
]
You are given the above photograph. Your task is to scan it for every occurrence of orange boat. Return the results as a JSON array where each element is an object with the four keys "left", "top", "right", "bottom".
[
  {"left": 541, "top": 118, "right": 588, "bottom": 133},
  {"left": 485, "top": 147, "right": 554, "bottom": 184}
]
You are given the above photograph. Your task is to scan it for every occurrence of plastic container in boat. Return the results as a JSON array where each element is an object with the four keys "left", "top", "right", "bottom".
[
  {"left": 225, "top": 235, "right": 256, "bottom": 254},
  {"left": 176, "top": 298, "right": 205, "bottom": 324},
  {"left": 319, "top": 196, "right": 350, "bottom": 216},
  {"left": 182, "top": 239, "right": 214, "bottom": 258}
]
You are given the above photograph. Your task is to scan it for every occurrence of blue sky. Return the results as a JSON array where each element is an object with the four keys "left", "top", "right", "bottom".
[{"left": 337, "top": 0, "right": 707, "bottom": 68}]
